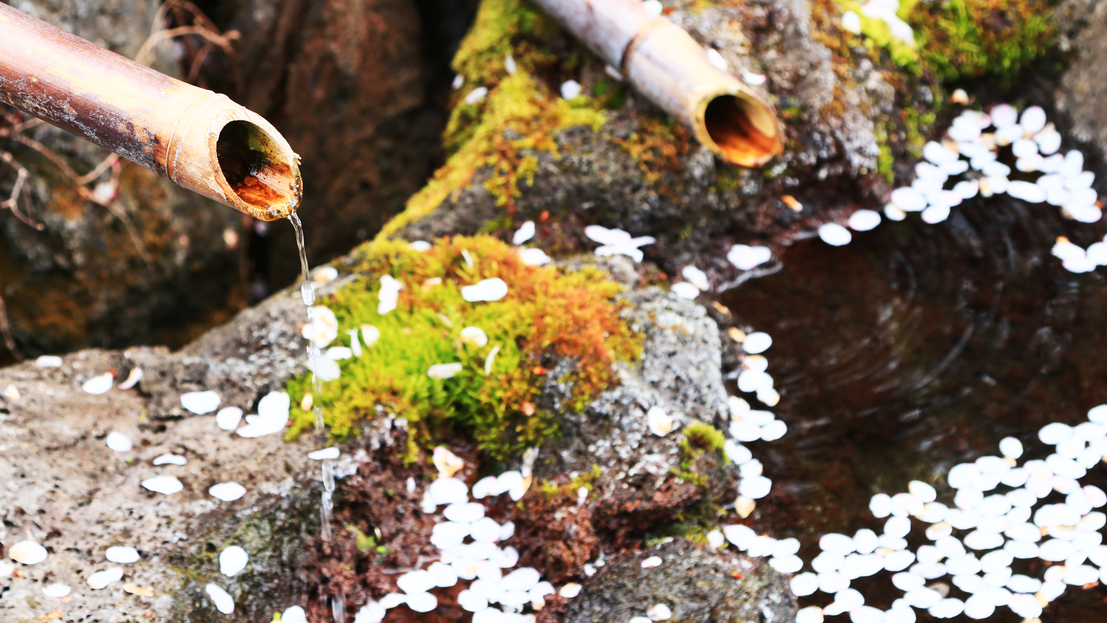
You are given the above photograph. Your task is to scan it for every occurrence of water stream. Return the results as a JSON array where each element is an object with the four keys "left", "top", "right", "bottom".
[
  {"left": 722, "top": 194, "right": 1107, "bottom": 620},
  {"left": 289, "top": 213, "right": 343, "bottom": 621},
  {"left": 290, "top": 213, "right": 327, "bottom": 433}
]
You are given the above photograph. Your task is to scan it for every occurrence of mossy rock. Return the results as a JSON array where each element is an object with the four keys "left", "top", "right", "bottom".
[{"left": 286, "top": 235, "right": 642, "bottom": 462}]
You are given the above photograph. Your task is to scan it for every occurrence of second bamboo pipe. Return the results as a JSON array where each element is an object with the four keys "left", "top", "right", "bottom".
[
  {"left": 532, "top": 0, "right": 784, "bottom": 167},
  {"left": 0, "top": 4, "right": 301, "bottom": 221}
]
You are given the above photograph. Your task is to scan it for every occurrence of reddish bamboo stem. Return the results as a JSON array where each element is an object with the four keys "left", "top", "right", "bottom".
[
  {"left": 532, "top": 0, "right": 784, "bottom": 167},
  {"left": 0, "top": 4, "right": 301, "bottom": 220}
]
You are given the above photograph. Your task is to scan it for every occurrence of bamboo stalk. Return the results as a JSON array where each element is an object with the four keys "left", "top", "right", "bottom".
[
  {"left": 532, "top": 0, "right": 783, "bottom": 167},
  {"left": 0, "top": 4, "right": 301, "bottom": 221}
]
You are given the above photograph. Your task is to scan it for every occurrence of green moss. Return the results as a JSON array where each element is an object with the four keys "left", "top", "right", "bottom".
[
  {"left": 376, "top": 0, "right": 607, "bottom": 241},
  {"left": 834, "top": 0, "right": 1054, "bottom": 82},
  {"left": 346, "top": 524, "right": 389, "bottom": 554},
  {"left": 538, "top": 464, "right": 603, "bottom": 498},
  {"left": 379, "top": 71, "right": 604, "bottom": 240},
  {"left": 670, "top": 422, "right": 728, "bottom": 487},
  {"left": 669, "top": 466, "right": 709, "bottom": 487},
  {"left": 835, "top": 0, "right": 921, "bottom": 72},
  {"left": 903, "top": 108, "right": 936, "bottom": 158},
  {"left": 681, "top": 422, "right": 727, "bottom": 455},
  {"left": 450, "top": 0, "right": 560, "bottom": 87},
  {"left": 876, "top": 127, "right": 895, "bottom": 183},
  {"left": 910, "top": 0, "right": 1055, "bottom": 82},
  {"left": 287, "top": 236, "right": 641, "bottom": 462}
]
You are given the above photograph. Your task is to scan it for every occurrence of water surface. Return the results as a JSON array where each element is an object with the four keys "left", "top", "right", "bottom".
[{"left": 723, "top": 195, "right": 1107, "bottom": 620}]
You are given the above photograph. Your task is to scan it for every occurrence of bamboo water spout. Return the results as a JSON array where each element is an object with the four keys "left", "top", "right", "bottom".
[
  {"left": 532, "top": 0, "right": 784, "bottom": 167},
  {"left": 0, "top": 3, "right": 301, "bottom": 221}
]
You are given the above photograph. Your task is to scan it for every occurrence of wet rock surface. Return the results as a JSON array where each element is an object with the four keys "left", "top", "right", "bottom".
[
  {"left": 0, "top": 269, "right": 347, "bottom": 621},
  {"left": 0, "top": 347, "right": 322, "bottom": 621},
  {"left": 563, "top": 539, "right": 797, "bottom": 623},
  {"left": 539, "top": 276, "right": 730, "bottom": 478},
  {"left": 137, "top": 274, "right": 346, "bottom": 420}
]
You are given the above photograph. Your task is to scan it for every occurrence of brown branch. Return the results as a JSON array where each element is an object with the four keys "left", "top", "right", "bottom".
[
  {"left": 2, "top": 119, "right": 150, "bottom": 263},
  {"left": 104, "top": 199, "right": 154, "bottom": 270},
  {"left": 186, "top": 43, "right": 217, "bottom": 84},
  {"left": 134, "top": 26, "right": 237, "bottom": 68},
  {"left": 140, "top": 0, "right": 244, "bottom": 95},
  {"left": 4, "top": 131, "right": 93, "bottom": 199},
  {"left": 0, "top": 293, "right": 23, "bottom": 362},
  {"left": 77, "top": 153, "right": 119, "bottom": 185},
  {"left": 0, "top": 147, "right": 44, "bottom": 230}
]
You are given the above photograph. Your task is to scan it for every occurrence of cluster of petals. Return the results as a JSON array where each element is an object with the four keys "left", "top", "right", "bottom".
[
  {"left": 584, "top": 225, "right": 655, "bottom": 263},
  {"left": 881, "top": 105, "right": 1097, "bottom": 229},
  {"left": 815, "top": 104, "right": 1100, "bottom": 275},
  {"left": 354, "top": 472, "right": 565, "bottom": 622},
  {"left": 767, "top": 404, "right": 1107, "bottom": 623}
]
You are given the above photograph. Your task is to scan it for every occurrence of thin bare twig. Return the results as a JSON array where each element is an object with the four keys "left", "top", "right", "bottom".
[
  {"left": 77, "top": 153, "right": 119, "bottom": 184},
  {"left": 104, "top": 200, "right": 154, "bottom": 269},
  {"left": 186, "top": 43, "right": 217, "bottom": 84},
  {"left": 4, "top": 131, "right": 91, "bottom": 196},
  {"left": 134, "top": 26, "right": 236, "bottom": 66},
  {"left": 0, "top": 147, "right": 44, "bottom": 230},
  {"left": 0, "top": 293, "right": 23, "bottom": 362},
  {"left": 2, "top": 123, "right": 150, "bottom": 261},
  {"left": 143, "top": 0, "right": 244, "bottom": 94}
]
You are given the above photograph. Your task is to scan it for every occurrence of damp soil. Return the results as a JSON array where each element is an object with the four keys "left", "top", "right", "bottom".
[{"left": 721, "top": 195, "right": 1107, "bottom": 621}]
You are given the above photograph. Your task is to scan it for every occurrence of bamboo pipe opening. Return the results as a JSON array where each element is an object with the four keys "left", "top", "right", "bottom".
[
  {"left": 215, "top": 120, "right": 299, "bottom": 214},
  {"left": 700, "top": 93, "right": 783, "bottom": 168}
]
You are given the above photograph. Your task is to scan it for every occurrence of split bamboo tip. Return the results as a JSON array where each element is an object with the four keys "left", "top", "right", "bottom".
[
  {"left": 693, "top": 85, "right": 783, "bottom": 169},
  {"left": 0, "top": 4, "right": 301, "bottom": 221},
  {"left": 171, "top": 96, "right": 303, "bottom": 222},
  {"left": 533, "top": 0, "right": 784, "bottom": 168}
]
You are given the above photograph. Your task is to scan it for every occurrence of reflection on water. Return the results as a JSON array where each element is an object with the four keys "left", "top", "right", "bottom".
[{"left": 722, "top": 196, "right": 1107, "bottom": 620}]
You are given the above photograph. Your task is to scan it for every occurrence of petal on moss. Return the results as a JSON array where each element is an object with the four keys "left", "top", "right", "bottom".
[{"left": 428, "top": 363, "right": 464, "bottom": 379}]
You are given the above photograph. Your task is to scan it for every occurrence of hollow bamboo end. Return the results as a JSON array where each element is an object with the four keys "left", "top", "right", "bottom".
[
  {"left": 212, "top": 119, "right": 302, "bottom": 221},
  {"left": 695, "top": 90, "right": 784, "bottom": 168}
]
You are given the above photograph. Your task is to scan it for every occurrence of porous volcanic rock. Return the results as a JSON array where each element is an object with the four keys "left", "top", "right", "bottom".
[{"left": 562, "top": 539, "right": 797, "bottom": 623}]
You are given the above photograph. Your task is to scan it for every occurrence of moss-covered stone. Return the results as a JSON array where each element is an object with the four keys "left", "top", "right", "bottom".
[
  {"left": 910, "top": 0, "right": 1055, "bottom": 83},
  {"left": 376, "top": 0, "right": 607, "bottom": 241},
  {"left": 287, "top": 235, "right": 641, "bottom": 462}
]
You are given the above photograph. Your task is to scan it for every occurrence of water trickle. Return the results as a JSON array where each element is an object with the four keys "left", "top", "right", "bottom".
[
  {"left": 289, "top": 213, "right": 335, "bottom": 551},
  {"left": 289, "top": 213, "right": 325, "bottom": 433},
  {"left": 290, "top": 213, "right": 342, "bottom": 621},
  {"left": 330, "top": 591, "right": 345, "bottom": 623},
  {"left": 321, "top": 459, "right": 334, "bottom": 541}
]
